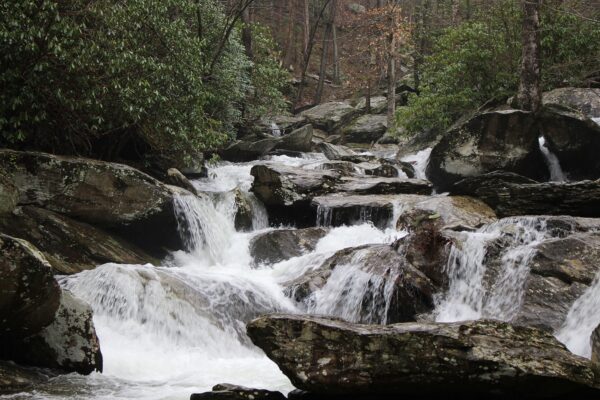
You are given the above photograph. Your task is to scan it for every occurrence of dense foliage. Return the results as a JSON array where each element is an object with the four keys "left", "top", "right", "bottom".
[
  {"left": 397, "top": 0, "right": 600, "bottom": 136},
  {"left": 0, "top": 0, "right": 287, "bottom": 162}
]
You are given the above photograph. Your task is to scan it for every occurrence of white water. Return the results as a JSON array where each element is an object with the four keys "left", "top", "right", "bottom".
[
  {"left": 27, "top": 155, "right": 413, "bottom": 399},
  {"left": 270, "top": 122, "right": 281, "bottom": 137},
  {"left": 538, "top": 136, "right": 566, "bottom": 182},
  {"left": 435, "top": 217, "right": 551, "bottom": 322},
  {"left": 400, "top": 147, "right": 432, "bottom": 180},
  {"left": 556, "top": 274, "right": 600, "bottom": 357}
]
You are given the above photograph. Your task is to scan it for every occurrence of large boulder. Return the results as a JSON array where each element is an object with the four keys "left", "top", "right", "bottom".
[
  {"left": 300, "top": 102, "right": 359, "bottom": 132},
  {"left": 0, "top": 150, "right": 185, "bottom": 254},
  {"left": 355, "top": 96, "right": 387, "bottom": 114},
  {"left": 343, "top": 115, "right": 387, "bottom": 143},
  {"left": 0, "top": 234, "right": 60, "bottom": 338},
  {"left": 316, "top": 142, "right": 357, "bottom": 160},
  {"left": 512, "top": 232, "right": 600, "bottom": 331},
  {"left": 257, "top": 114, "right": 308, "bottom": 135},
  {"left": 0, "top": 206, "right": 155, "bottom": 274},
  {"left": 540, "top": 88, "right": 600, "bottom": 180},
  {"left": 12, "top": 290, "right": 103, "bottom": 375},
  {"left": 453, "top": 171, "right": 600, "bottom": 218},
  {"left": 427, "top": 109, "right": 547, "bottom": 191},
  {"left": 0, "top": 172, "right": 18, "bottom": 215},
  {"left": 273, "top": 124, "right": 313, "bottom": 153},
  {"left": 285, "top": 244, "right": 436, "bottom": 324},
  {"left": 247, "top": 315, "right": 600, "bottom": 398},
  {"left": 250, "top": 227, "right": 328, "bottom": 265},
  {"left": 220, "top": 137, "right": 280, "bottom": 162}
]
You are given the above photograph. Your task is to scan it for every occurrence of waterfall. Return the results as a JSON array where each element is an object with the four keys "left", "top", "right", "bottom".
[
  {"left": 556, "top": 274, "right": 600, "bottom": 358},
  {"left": 538, "top": 136, "right": 566, "bottom": 182},
  {"left": 400, "top": 147, "right": 432, "bottom": 180},
  {"left": 435, "top": 217, "right": 550, "bottom": 322},
  {"left": 270, "top": 122, "right": 281, "bottom": 137}
]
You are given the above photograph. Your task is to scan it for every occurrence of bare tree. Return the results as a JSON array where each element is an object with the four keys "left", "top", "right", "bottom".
[{"left": 516, "top": 0, "right": 542, "bottom": 112}]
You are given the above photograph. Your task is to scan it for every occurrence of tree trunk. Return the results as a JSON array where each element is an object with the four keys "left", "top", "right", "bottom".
[
  {"left": 314, "top": 7, "right": 333, "bottom": 104},
  {"left": 387, "top": 12, "right": 397, "bottom": 130},
  {"left": 284, "top": 0, "right": 296, "bottom": 69},
  {"left": 241, "top": 4, "right": 253, "bottom": 60},
  {"left": 331, "top": 0, "right": 340, "bottom": 84},
  {"left": 366, "top": 80, "right": 372, "bottom": 113},
  {"left": 516, "top": 0, "right": 542, "bottom": 113},
  {"left": 451, "top": 0, "right": 460, "bottom": 25},
  {"left": 303, "top": 0, "right": 310, "bottom": 54}
]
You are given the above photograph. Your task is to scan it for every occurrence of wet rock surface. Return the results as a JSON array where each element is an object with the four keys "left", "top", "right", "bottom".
[
  {"left": 452, "top": 171, "right": 600, "bottom": 218},
  {"left": 11, "top": 290, "right": 103, "bottom": 374},
  {"left": 284, "top": 244, "right": 436, "bottom": 324},
  {"left": 190, "top": 383, "right": 286, "bottom": 400},
  {"left": 427, "top": 109, "right": 547, "bottom": 191},
  {"left": 0, "top": 206, "right": 155, "bottom": 274},
  {"left": 0, "top": 361, "right": 52, "bottom": 395},
  {"left": 247, "top": 315, "right": 600, "bottom": 399},
  {"left": 250, "top": 227, "right": 328, "bottom": 265}
]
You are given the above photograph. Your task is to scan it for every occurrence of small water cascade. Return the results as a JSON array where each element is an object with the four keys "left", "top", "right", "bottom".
[
  {"left": 538, "top": 136, "right": 566, "bottom": 182},
  {"left": 400, "top": 147, "right": 432, "bottom": 180},
  {"left": 435, "top": 217, "right": 551, "bottom": 322},
  {"left": 556, "top": 274, "right": 600, "bottom": 357},
  {"left": 270, "top": 122, "right": 282, "bottom": 137}
]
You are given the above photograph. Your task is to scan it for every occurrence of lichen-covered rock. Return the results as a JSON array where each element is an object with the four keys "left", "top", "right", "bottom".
[
  {"left": 14, "top": 290, "right": 102, "bottom": 375},
  {"left": 247, "top": 315, "right": 600, "bottom": 398},
  {"left": 452, "top": 171, "right": 600, "bottom": 218},
  {"left": 343, "top": 114, "right": 387, "bottom": 143},
  {"left": 542, "top": 87, "right": 600, "bottom": 118},
  {"left": 0, "top": 150, "right": 185, "bottom": 254},
  {"left": 0, "top": 206, "right": 156, "bottom": 274},
  {"left": 300, "top": 102, "right": 359, "bottom": 132},
  {"left": 285, "top": 244, "right": 436, "bottom": 324},
  {"left": 427, "top": 109, "right": 547, "bottom": 191},
  {"left": 0, "top": 172, "right": 18, "bottom": 215},
  {"left": 0, "top": 234, "right": 60, "bottom": 337},
  {"left": 190, "top": 383, "right": 286, "bottom": 400},
  {"left": 250, "top": 227, "right": 328, "bottom": 265},
  {"left": 355, "top": 96, "right": 387, "bottom": 114}
]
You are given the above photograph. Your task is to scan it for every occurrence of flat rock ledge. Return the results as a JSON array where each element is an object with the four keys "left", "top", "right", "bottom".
[{"left": 247, "top": 314, "right": 600, "bottom": 399}]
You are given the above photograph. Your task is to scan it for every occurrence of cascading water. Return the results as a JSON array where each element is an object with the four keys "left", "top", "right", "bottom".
[
  {"left": 400, "top": 147, "right": 432, "bottom": 180},
  {"left": 25, "top": 154, "right": 415, "bottom": 399},
  {"left": 556, "top": 273, "right": 600, "bottom": 357},
  {"left": 270, "top": 122, "right": 282, "bottom": 137},
  {"left": 538, "top": 136, "right": 566, "bottom": 182},
  {"left": 435, "top": 217, "right": 552, "bottom": 322}
]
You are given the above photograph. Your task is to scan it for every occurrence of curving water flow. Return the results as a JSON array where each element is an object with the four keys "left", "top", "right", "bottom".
[
  {"left": 24, "top": 154, "right": 408, "bottom": 400},
  {"left": 538, "top": 136, "right": 566, "bottom": 182}
]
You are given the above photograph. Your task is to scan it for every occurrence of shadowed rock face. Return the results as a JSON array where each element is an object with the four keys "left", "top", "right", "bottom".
[
  {"left": 190, "top": 383, "right": 286, "bottom": 400},
  {"left": 0, "top": 206, "right": 155, "bottom": 274},
  {"left": 427, "top": 109, "right": 547, "bottom": 191},
  {"left": 0, "top": 234, "right": 61, "bottom": 338},
  {"left": 247, "top": 315, "right": 600, "bottom": 399},
  {"left": 452, "top": 171, "right": 600, "bottom": 218},
  {"left": 0, "top": 150, "right": 186, "bottom": 255},
  {"left": 0, "top": 361, "right": 52, "bottom": 395}
]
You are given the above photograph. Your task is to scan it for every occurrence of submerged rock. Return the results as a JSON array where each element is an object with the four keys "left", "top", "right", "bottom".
[
  {"left": 285, "top": 244, "right": 436, "bottom": 324},
  {"left": 13, "top": 290, "right": 103, "bottom": 374},
  {"left": 247, "top": 315, "right": 600, "bottom": 398},
  {"left": 427, "top": 109, "right": 546, "bottom": 191},
  {"left": 0, "top": 361, "right": 51, "bottom": 395},
  {"left": 453, "top": 171, "right": 600, "bottom": 218},
  {"left": 250, "top": 227, "right": 328, "bottom": 265},
  {"left": 0, "top": 234, "right": 60, "bottom": 337},
  {"left": 0, "top": 206, "right": 155, "bottom": 274},
  {"left": 190, "top": 384, "right": 286, "bottom": 400}
]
